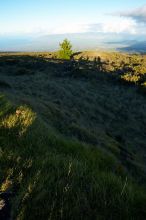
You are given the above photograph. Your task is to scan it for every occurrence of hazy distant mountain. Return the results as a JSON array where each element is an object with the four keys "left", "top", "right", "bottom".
[
  {"left": 0, "top": 32, "right": 145, "bottom": 52},
  {"left": 118, "top": 41, "right": 146, "bottom": 53}
]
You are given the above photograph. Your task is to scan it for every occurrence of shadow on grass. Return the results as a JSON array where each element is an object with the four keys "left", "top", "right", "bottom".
[
  {"left": 0, "top": 53, "right": 145, "bottom": 91},
  {"left": 0, "top": 50, "right": 144, "bottom": 90}
]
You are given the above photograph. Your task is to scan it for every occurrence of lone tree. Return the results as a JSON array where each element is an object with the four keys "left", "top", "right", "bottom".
[{"left": 59, "top": 39, "right": 73, "bottom": 60}]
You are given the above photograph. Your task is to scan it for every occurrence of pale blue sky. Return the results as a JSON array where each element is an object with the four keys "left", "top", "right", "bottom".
[
  {"left": 0, "top": 0, "right": 146, "bottom": 50},
  {"left": 0, "top": 0, "right": 145, "bottom": 35}
]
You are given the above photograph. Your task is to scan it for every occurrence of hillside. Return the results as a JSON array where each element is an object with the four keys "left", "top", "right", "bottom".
[{"left": 0, "top": 51, "right": 146, "bottom": 219}]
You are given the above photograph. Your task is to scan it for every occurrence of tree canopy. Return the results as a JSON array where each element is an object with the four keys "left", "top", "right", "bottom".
[{"left": 58, "top": 39, "right": 73, "bottom": 60}]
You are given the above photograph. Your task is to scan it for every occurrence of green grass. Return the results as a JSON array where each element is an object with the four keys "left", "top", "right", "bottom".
[
  {"left": 0, "top": 52, "right": 146, "bottom": 219},
  {"left": 0, "top": 95, "right": 146, "bottom": 220}
]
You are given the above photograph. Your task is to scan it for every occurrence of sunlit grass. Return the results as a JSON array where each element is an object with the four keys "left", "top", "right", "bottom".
[{"left": 1, "top": 105, "right": 36, "bottom": 135}]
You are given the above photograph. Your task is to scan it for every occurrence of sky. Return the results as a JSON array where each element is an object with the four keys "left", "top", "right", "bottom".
[{"left": 0, "top": 0, "right": 146, "bottom": 51}]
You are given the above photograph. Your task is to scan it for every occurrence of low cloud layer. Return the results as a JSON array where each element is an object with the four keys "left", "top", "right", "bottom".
[
  {"left": 48, "top": 18, "right": 137, "bottom": 35},
  {"left": 119, "top": 5, "right": 146, "bottom": 23}
]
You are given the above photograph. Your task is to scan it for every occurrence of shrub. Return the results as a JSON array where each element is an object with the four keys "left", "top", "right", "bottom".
[{"left": 121, "top": 73, "right": 140, "bottom": 84}]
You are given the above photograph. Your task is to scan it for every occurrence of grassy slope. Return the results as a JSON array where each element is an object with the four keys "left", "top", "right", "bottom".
[{"left": 0, "top": 52, "right": 146, "bottom": 219}]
